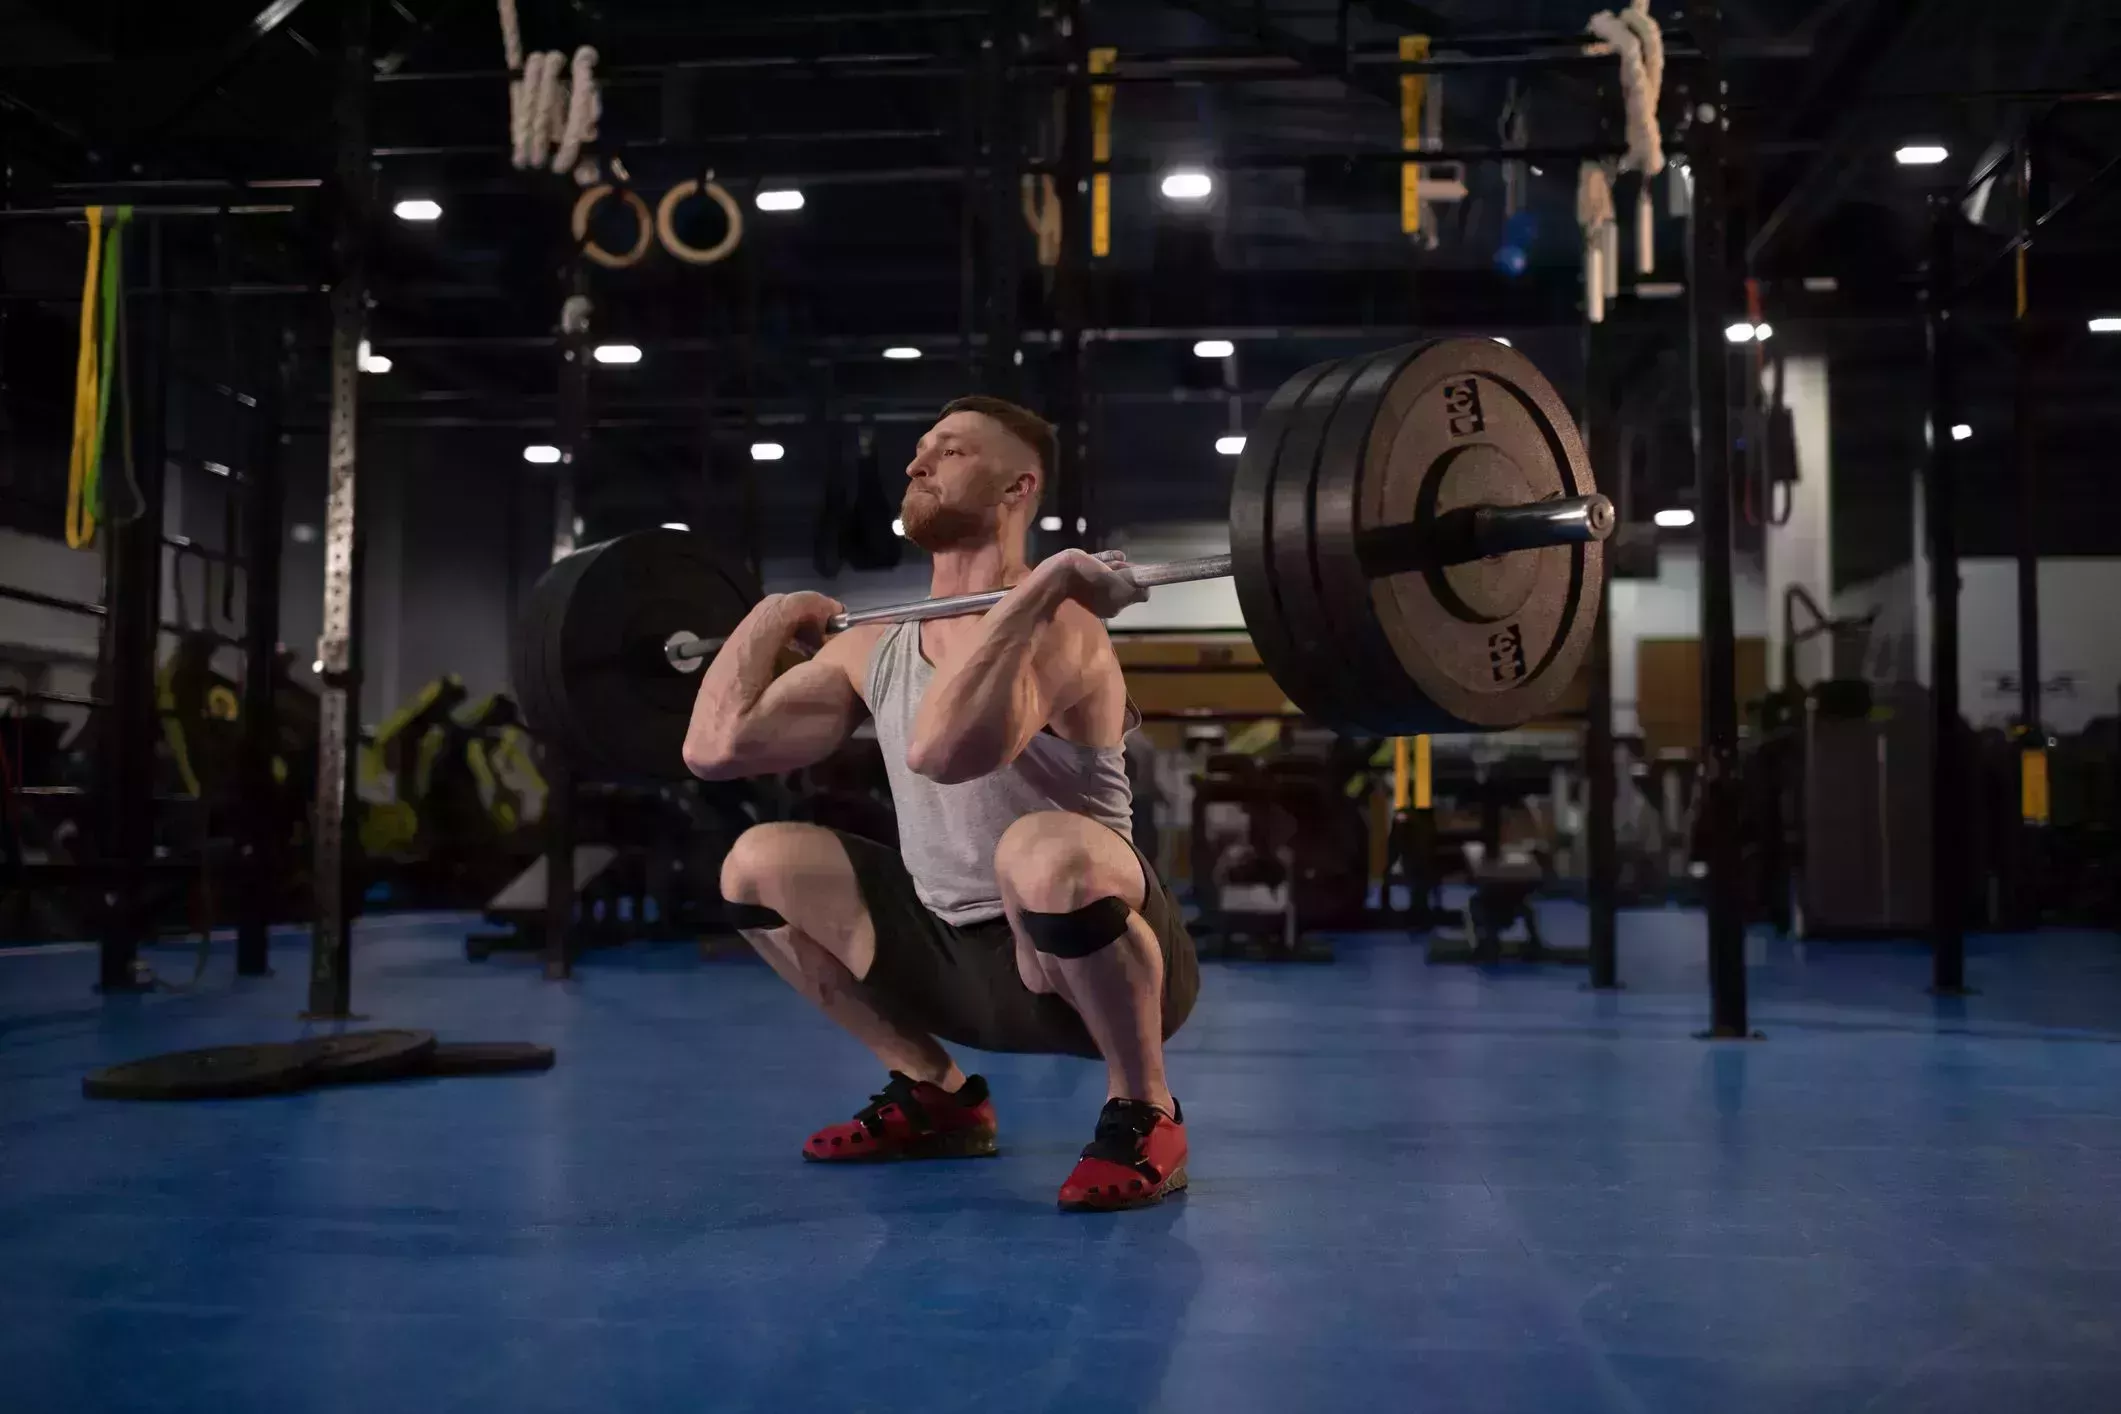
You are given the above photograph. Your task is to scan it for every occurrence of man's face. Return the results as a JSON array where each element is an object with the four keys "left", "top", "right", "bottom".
[{"left": 901, "top": 412, "right": 1034, "bottom": 552}]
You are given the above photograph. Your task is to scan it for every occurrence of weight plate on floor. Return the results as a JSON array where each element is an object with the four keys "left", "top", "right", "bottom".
[
  {"left": 424, "top": 1042, "right": 557, "bottom": 1077},
  {"left": 1229, "top": 358, "right": 1339, "bottom": 727},
  {"left": 1264, "top": 352, "right": 1410, "bottom": 734},
  {"left": 1318, "top": 338, "right": 1601, "bottom": 731},
  {"left": 303, "top": 1029, "right": 439, "bottom": 1086},
  {"left": 83, "top": 1042, "right": 322, "bottom": 1101}
]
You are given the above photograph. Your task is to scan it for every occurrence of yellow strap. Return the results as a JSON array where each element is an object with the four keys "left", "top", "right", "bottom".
[
  {"left": 86, "top": 207, "right": 130, "bottom": 525},
  {"left": 1399, "top": 36, "right": 1430, "bottom": 235},
  {"left": 2015, "top": 244, "right": 2028, "bottom": 321},
  {"left": 1413, "top": 734, "right": 1432, "bottom": 810},
  {"left": 1090, "top": 47, "right": 1117, "bottom": 258},
  {"left": 65, "top": 207, "right": 107, "bottom": 549},
  {"left": 1392, "top": 737, "right": 1410, "bottom": 809}
]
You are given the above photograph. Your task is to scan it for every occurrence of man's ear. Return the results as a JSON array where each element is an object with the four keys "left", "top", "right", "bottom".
[{"left": 1003, "top": 470, "right": 1040, "bottom": 507}]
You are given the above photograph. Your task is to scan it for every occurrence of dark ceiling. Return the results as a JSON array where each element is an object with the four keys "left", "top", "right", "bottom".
[{"left": 3, "top": 0, "right": 2120, "bottom": 585}]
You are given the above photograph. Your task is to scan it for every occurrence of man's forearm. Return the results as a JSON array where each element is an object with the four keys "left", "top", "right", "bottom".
[
  {"left": 685, "top": 599, "right": 797, "bottom": 760},
  {"left": 908, "top": 577, "right": 1065, "bottom": 780}
]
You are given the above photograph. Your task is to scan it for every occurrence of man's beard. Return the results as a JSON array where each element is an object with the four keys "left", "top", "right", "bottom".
[{"left": 900, "top": 485, "right": 995, "bottom": 552}]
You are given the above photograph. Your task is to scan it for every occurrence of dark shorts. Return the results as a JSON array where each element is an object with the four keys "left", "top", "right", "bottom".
[{"left": 828, "top": 828, "right": 1199, "bottom": 1059}]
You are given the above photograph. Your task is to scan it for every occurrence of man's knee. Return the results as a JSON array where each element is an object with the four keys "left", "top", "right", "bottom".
[
  {"left": 997, "top": 813, "right": 1149, "bottom": 967},
  {"left": 720, "top": 822, "right": 842, "bottom": 912},
  {"left": 995, "top": 812, "right": 1134, "bottom": 914}
]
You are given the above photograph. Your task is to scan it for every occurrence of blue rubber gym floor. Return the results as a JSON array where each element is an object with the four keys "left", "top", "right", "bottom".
[{"left": 4, "top": 905, "right": 2119, "bottom": 1414}]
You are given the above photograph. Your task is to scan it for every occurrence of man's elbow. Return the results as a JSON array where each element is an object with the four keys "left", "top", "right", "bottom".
[
  {"left": 905, "top": 733, "right": 991, "bottom": 785},
  {"left": 682, "top": 734, "right": 739, "bottom": 780}
]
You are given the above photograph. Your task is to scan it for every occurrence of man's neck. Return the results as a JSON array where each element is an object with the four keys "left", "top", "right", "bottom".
[{"left": 927, "top": 541, "right": 1026, "bottom": 598}]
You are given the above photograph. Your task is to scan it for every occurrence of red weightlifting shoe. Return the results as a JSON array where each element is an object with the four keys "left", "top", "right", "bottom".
[
  {"left": 802, "top": 1072, "right": 999, "bottom": 1163},
  {"left": 1057, "top": 1097, "right": 1188, "bottom": 1211}
]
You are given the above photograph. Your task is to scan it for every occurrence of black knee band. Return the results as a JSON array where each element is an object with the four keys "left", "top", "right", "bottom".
[
  {"left": 1021, "top": 896, "right": 1134, "bottom": 959},
  {"left": 724, "top": 901, "right": 787, "bottom": 931}
]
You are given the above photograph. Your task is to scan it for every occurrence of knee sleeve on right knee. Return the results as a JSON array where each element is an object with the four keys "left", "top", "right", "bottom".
[
  {"left": 1021, "top": 896, "right": 1135, "bottom": 959},
  {"left": 724, "top": 901, "right": 787, "bottom": 932}
]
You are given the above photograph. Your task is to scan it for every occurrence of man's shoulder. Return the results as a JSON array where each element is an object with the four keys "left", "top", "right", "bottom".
[{"left": 819, "top": 621, "right": 892, "bottom": 699}]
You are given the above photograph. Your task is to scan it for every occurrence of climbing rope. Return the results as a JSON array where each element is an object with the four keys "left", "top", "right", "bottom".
[{"left": 1579, "top": 0, "right": 1666, "bottom": 322}]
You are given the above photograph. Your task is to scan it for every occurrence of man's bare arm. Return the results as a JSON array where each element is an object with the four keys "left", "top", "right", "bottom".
[
  {"left": 682, "top": 592, "right": 867, "bottom": 779},
  {"left": 906, "top": 550, "right": 1142, "bottom": 784}
]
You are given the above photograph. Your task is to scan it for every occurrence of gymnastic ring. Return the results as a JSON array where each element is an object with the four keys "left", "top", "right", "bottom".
[
  {"left": 655, "top": 179, "right": 744, "bottom": 266},
  {"left": 570, "top": 184, "right": 654, "bottom": 270}
]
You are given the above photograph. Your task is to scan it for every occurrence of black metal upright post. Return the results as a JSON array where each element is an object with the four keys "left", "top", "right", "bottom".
[
  {"left": 1582, "top": 325, "right": 1618, "bottom": 989},
  {"left": 2012, "top": 130, "right": 2046, "bottom": 851},
  {"left": 1049, "top": 0, "right": 1091, "bottom": 548},
  {"left": 544, "top": 269, "right": 591, "bottom": 982},
  {"left": 1684, "top": 0, "right": 1747, "bottom": 1037},
  {"left": 980, "top": 1, "right": 1021, "bottom": 397},
  {"left": 1923, "top": 196, "right": 1968, "bottom": 994},
  {"left": 96, "top": 219, "right": 170, "bottom": 994},
  {"left": 234, "top": 331, "right": 289, "bottom": 977},
  {"left": 306, "top": 0, "right": 372, "bottom": 1019}
]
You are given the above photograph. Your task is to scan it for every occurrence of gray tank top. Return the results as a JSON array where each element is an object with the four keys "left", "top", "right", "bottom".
[{"left": 866, "top": 620, "right": 1134, "bottom": 925}]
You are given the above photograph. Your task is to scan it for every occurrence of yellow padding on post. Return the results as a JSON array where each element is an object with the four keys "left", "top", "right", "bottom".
[
  {"left": 2021, "top": 746, "right": 2049, "bottom": 825},
  {"left": 1090, "top": 47, "right": 1116, "bottom": 258},
  {"left": 1392, "top": 735, "right": 1434, "bottom": 810},
  {"left": 1399, "top": 36, "right": 1430, "bottom": 236}
]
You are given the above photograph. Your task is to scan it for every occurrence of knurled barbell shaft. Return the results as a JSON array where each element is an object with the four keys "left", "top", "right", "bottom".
[{"left": 669, "top": 494, "right": 1611, "bottom": 665}]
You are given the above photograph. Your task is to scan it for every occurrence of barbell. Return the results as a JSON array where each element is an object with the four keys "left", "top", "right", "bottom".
[{"left": 511, "top": 337, "right": 1610, "bottom": 781}]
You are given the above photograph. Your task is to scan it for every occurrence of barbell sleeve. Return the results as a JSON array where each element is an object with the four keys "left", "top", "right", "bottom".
[
  {"left": 667, "top": 496, "right": 1610, "bottom": 665},
  {"left": 1473, "top": 493, "right": 1616, "bottom": 557},
  {"left": 1356, "top": 494, "right": 1615, "bottom": 578}
]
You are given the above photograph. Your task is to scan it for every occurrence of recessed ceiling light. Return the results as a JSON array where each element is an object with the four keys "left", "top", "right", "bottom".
[
  {"left": 1160, "top": 169, "right": 1213, "bottom": 201},
  {"left": 393, "top": 198, "right": 441, "bottom": 222},
  {"left": 523, "top": 444, "right": 562, "bottom": 464},
  {"left": 1215, "top": 435, "right": 1245, "bottom": 456},
  {"left": 1654, "top": 507, "right": 1695, "bottom": 528},
  {"left": 750, "top": 442, "right": 785, "bottom": 462},
  {"left": 593, "top": 344, "right": 642, "bottom": 365},
  {"left": 756, "top": 188, "right": 804, "bottom": 212},
  {"left": 1192, "top": 339, "right": 1235, "bottom": 358}
]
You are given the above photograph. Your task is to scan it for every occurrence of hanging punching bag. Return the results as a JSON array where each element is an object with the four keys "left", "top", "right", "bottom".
[{"left": 840, "top": 425, "right": 902, "bottom": 571}]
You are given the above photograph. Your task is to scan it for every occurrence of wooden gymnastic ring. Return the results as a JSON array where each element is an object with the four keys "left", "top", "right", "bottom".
[
  {"left": 570, "top": 184, "right": 654, "bottom": 270},
  {"left": 655, "top": 179, "right": 744, "bottom": 266}
]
